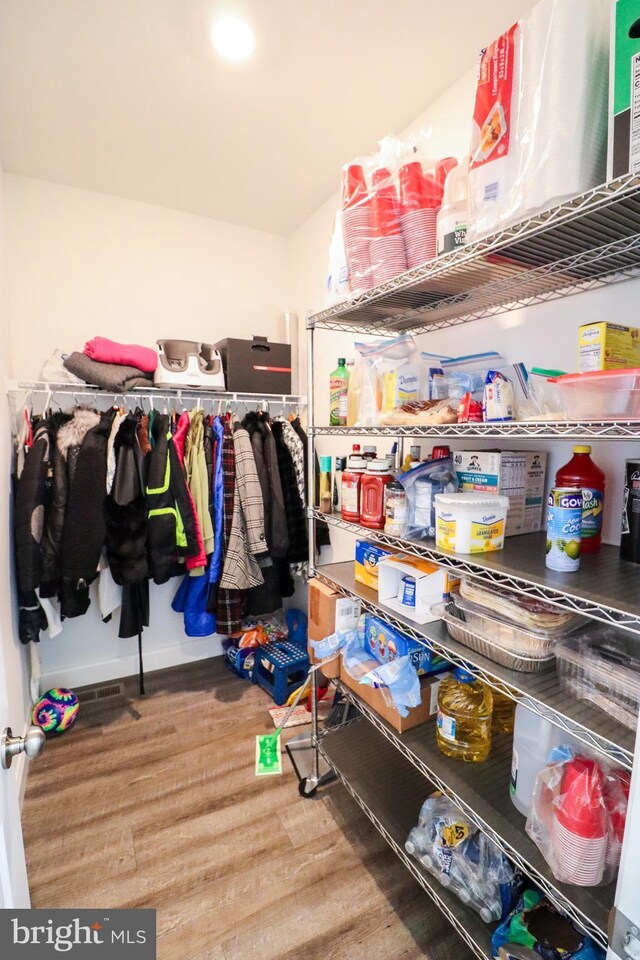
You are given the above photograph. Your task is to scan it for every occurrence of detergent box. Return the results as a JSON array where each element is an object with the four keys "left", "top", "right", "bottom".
[
  {"left": 354, "top": 540, "right": 395, "bottom": 590},
  {"left": 608, "top": 0, "right": 640, "bottom": 180},
  {"left": 578, "top": 321, "right": 640, "bottom": 372},
  {"left": 453, "top": 450, "right": 547, "bottom": 537},
  {"left": 363, "top": 614, "right": 449, "bottom": 677},
  {"left": 377, "top": 555, "right": 460, "bottom": 624}
]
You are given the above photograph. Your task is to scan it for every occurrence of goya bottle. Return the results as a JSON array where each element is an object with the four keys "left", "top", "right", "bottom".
[
  {"left": 329, "top": 358, "right": 349, "bottom": 426},
  {"left": 436, "top": 668, "right": 493, "bottom": 763},
  {"left": 555, "top": 445, "right": 606, "bottom": 553}
]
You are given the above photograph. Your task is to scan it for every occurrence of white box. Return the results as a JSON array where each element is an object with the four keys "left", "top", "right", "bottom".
[
  {"left": 453, "top": 450, "right": 547, "bottom": 537},
  {"left": 377, "top": 554, "right": 458, "bottom": 625}
]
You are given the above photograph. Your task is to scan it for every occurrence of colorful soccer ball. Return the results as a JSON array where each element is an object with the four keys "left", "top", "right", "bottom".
[{"left": 32, "top": 688, "right": 79, "bottom": 736}]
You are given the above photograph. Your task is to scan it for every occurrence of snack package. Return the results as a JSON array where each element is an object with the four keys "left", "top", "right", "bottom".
[
  {"left": 526, "top": 748, "right": 629, "bottom": 887},
  {"left": 468, "top": 0, "right": 609, "bottom": 240},
  {"left": 406, "top": 791, "right": 522, "bottom": 922},
  {"left": 483, "top": 370, "right": 515, "bottom": 422},
  {"left": 491, "top": 888, "right": 606, "bottom": 960}
]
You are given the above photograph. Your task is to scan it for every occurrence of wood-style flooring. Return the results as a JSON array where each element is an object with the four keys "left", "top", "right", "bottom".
[{"left": 22, "top": 658, "right": 474, "bottom": 960}]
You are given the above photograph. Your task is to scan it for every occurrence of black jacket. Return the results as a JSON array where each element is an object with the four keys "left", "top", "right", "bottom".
[{"left": 271, "top": 420, "right": 308, "bottom": 564}]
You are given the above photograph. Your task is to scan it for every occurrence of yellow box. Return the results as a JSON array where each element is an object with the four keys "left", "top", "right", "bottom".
[{"left": 578, "top": 322, "right": 640, "bottom": 372}]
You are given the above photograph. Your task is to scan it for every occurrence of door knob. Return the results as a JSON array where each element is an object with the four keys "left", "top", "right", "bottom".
[{"left": 1, "top": 726, "right": 46, "bottom": 770}]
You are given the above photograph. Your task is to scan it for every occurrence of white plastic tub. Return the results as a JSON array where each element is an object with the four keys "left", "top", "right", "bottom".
[
  {"left": 434, "top": 492, "right": 509, "bottom": 554},
  {"left": 557, "top": 369, "right": 640, "bottom": 420}
]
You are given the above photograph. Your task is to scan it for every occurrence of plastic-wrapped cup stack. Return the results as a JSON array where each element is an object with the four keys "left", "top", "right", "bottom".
[
  {"left": 342, "top": 164, "right": 373, "bottom": 293},
  {"left": 369, "top": 167, "right": 407, "bottom": 285},
  {"left": 552, "top": 756, "right": 607, "bottom": 885}
]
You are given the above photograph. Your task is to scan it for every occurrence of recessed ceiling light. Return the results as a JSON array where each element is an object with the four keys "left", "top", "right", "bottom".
[{"left": 211, "top": 15, "right": 255, "bottom": 62}]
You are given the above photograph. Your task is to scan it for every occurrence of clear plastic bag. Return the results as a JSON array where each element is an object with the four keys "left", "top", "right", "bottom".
[
  {"left": 468, "top": 0, "right": 609, "bottom": 241},
  {"left": 526, "top": 748, "right": 630, "bottom": 886},
  {"left": 405, "top": 791, "right": 522, "bottom": 922},
  {"left": 439, "top": 351, "right": 506, "bottom": 401},
  {"left": 366, "top": 335, "right": 428, "bottom": 419},
  {"left": 399, "top": 457, "right": 458, "bottom": 540},
  {"left": 347, "top": 340, "right": 384, "bottom": 426}
]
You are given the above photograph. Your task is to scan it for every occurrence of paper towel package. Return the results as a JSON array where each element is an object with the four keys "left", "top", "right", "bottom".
[
  {"left": 608, "top": 0, "right": 640, "bottom": 180},
  {"left": 468, "top": 0, "right": 610, "bottom": 241}
]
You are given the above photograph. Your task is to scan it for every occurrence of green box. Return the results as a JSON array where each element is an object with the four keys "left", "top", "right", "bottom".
[{"left": 608, "top": 0, "right": 640, "bottom": 179}]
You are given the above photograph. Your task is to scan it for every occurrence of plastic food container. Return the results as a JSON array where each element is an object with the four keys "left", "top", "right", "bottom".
[
  {"left": 556, "top": 628, "right": 640, "bottom": 730},
  {"left": 556, "top": 369, "right": 640, "bottom": 421},
  {"left": 459, "top": 579, "right": 585, "bottom": 635},
  {"left": 434, "top": 493, "right": 509, "bottom": 554},
  {"left": 435, "top": 593, "right": 559, "bottom": 672}
]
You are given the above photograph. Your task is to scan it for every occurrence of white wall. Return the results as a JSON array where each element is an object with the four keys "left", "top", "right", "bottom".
[
  {"left": 289, "top": 68, "right": 640, "bottom": 566},
  {"left": 4, "top": 175, "right": 291, "bottom": 689},
  {"left": 0, "top": 165, "right": 32, "bottom": 797}
]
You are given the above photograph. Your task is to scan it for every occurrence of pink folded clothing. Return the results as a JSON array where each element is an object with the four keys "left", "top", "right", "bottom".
[{"left": 83, "top": 337, "right": 157, "bottom": 373}]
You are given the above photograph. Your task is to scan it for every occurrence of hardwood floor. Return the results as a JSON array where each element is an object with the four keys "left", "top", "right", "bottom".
[{"left": 22, "top": 658, "right": 474, "bottom": 960}]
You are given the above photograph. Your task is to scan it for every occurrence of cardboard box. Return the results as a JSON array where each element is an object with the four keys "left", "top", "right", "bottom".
[
  {"left": 340, "top": 659, "right": 450, "bottom": 733},
  {"left": 307, "top": 578, "right": 360, "bottom": 680},
  {"left": 214, "top": 337, "right": 292, "bottom": 393},
  {"left": 578, "top": 321, "right": 640, "bottom": 372},
  {"left": 453, "top": 450, "right": 547, "bottom": 537},
  {"left": 363, "top": 614, "right": 449, "bottom": 676},
  {"left": 377, "top": 554, "right": 459, "bottom": 624},
  {"left": 608, "top": 0, "right": 640, "bottom": 180},
  {"left": 354, "top": 540, "right": 395, "bottom": 590}
]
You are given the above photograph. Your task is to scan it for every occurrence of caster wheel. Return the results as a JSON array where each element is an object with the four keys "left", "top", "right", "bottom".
[{"left": 299, "top": 777, "right": 318, "bottom": 798}]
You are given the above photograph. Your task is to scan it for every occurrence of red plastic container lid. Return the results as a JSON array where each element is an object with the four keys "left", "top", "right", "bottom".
[{"left": 558, "top": 369, "right": 640, "bottom": 382}]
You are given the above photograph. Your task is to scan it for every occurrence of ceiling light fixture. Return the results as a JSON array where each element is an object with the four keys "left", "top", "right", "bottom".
[{"left": 211, "top": 14, "right": 255, "bottom": 62}]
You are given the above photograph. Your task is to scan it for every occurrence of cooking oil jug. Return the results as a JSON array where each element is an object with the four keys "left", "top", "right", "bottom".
[
  {"left": 436, "top": 668, "right": 493, "bottom": 762},
  {"left": 491, "top": 691, "right": 515, "bottom": 734}
]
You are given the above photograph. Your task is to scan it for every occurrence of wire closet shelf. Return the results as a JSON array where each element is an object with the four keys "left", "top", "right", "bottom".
[{"left": 308, "top": 172, "right": 640, "bottom": 335}]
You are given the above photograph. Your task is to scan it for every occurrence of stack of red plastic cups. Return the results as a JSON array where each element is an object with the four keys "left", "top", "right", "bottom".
[
  {"left": 605, "top": 768, "right": 630, "bottom": 872},
  {"left": 369, "top": 167, "right": 407, "bottom": 285},
  {"left": 342, "top": 164, "right": 373, "bottom": 293},
  {"left": 552, "top": 757, "right": 608, "bottom": 885},
  {"left": 399, "top": 157, "right": 456, "bottom": 269}
]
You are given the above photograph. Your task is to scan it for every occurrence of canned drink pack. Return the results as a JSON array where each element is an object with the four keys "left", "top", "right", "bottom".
[{"left": 546, "top": 488, "right": 583, "bottom": 572}]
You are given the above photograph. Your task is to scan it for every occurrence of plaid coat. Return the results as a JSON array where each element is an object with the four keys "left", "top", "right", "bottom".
[{"left": 219, "top": 418, "right": 268, "bottom": 591}]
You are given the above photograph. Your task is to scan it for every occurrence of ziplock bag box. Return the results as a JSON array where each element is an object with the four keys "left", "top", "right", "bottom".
[
  {"left": 608, "top": 0, "right": 640, "bottom": 179},
  {"left": 214, "top": 337, "right": 292, "bottom": 393},
  {"left": 453, "top": 450, "right": 547, "bottom": 536},
  {"left": 377, "top": 554, "right": 459, "bottom": 624},
  {"left": 363, "top": 613, "right": 449, "bottom": 676}
]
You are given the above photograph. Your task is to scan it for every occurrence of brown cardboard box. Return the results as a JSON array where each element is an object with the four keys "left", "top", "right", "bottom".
[
  {"left": 307, "top": 578, "right": 360, "bottom": 680},
  {"left": 339, "top": 659, "right": 448, "bottom": 733}
]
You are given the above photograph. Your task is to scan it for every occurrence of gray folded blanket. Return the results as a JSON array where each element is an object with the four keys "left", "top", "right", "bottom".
[{"left": 63, "top": 352, "right": 154, "bottom": 392}]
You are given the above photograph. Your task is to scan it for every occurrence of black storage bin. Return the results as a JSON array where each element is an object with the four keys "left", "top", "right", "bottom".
[{"left": 214, "top": 337, "right": 292, "bottom": 394}]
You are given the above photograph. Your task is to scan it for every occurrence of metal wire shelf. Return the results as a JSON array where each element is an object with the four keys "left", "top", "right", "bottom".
[
  {"left": 311, "top": 510, "right": 640, "bottom": 635},
  {"left": 6, "top": 380, "right": 306, "bottom": 408},
  {"left": 312, "top": 421, "right": 640, "bottom": 440},
  {"left": 327, "top": 708, "right": 610, "bottom": 949},
  {"left": 318, "top": 726, "right": 494, "bottom": 960},
  {"left": 308, "top": 173, "right": 640, "bottom": 334},
  {"left": 315, "top": 562, "right": 635, "bottom": 768}
]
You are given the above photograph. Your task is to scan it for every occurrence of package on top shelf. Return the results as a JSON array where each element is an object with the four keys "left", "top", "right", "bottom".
[
  {"left": 468, "top": 0, "right": 610, "bottom": 242},
  {"left": 608, "top": 0, "right": 640, "bottom": 180},
  {"left": 453, "top": 449, "right": 547, "bottom": 537}
]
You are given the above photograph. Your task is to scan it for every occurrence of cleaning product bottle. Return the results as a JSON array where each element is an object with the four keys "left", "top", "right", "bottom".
[
  {"left": 491, "top": 691, "right": 515, "bottom": 734},
  {"left": 436, "top": 159, "right": 469, "bottom": 256},
  {"left": 436, "top": 668, "right": 493, "bottom": 763},
  {"left": 555, "top": 445, "right": 606, "bottom": 553},
  {"left": 330, "top": 358, "right": 349, "bottom": 426},
  {"left": 318, "top": 455, "right": 333, "bottom": 514}
]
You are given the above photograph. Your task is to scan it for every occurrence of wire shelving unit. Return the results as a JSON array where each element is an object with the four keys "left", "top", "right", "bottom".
[{"left": 303, "top": 173, "right": 640, "bottom": 959}]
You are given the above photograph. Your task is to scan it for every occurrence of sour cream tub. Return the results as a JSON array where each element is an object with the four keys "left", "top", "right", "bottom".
[{"left": 435, "top": 493, "right": 510, "bottom": 554}]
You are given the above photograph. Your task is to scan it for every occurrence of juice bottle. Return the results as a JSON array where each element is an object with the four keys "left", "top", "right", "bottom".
[
  {"left": 436, "top": 668, "right": 493, "bottom": 763},
  {"left": 330, "top": 358, "right": 349, "bottom": 426},
  {"left": 491, "top": 691, "right": 515, "bottom": 734},
  {"left": 555, "top": 445, "right": 606, "bottom": 553}
]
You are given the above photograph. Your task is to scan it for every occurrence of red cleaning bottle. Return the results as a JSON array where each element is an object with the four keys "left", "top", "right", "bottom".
[{"left": 555, "top": 445, "right": 606, "bottom": 554}]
